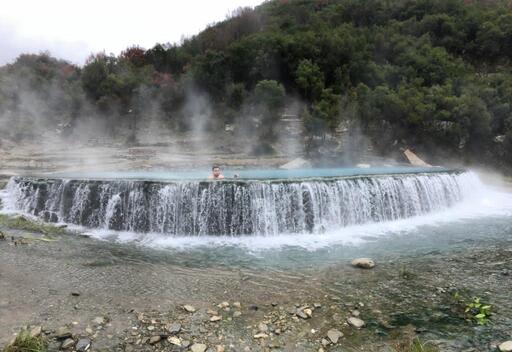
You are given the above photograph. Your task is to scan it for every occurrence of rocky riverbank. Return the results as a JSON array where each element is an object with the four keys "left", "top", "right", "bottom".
[{"left": 1, "top": 213, "right": 512, "bottom": 351}]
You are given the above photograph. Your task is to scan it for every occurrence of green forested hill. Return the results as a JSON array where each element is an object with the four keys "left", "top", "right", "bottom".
[{"left": 1, "top": 0, "right": 512, "bottom": 169}]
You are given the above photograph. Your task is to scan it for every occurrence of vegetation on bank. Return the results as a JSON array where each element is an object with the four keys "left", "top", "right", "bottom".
[
  {"left": 0, "top": 214, "right": 65, "bottom": 236},
  {"left": 0, "top": 0, "right": 512, "bottom": 170},
  {"left": 2, "top": 330, "right": 47, "bottom": 352}
]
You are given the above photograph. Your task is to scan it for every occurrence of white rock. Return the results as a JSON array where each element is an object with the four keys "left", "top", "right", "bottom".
[
  {"left": 253, "top": 333, "right": 268, "bottom": 339},
  {"left": 29, "top": 326, "right": 42, "bottom": 338},
  {"left": 327, "top": 329, "right": 343, "bottom": 343},
  {"left": 351, "top": 258, "right": 375, "bottom": 269},
  {"left": 92, "top": 317, "right": 105, "bottom": 325},
  {"left": 167, "top": 336, "right": 181, "bottom": 346},
  {"left": 347, "top": 317, "right": 365, "bottom": 328},
  {"left": 255, "top": 323, "right": 267, "bottom": 332},
  {"left": 210, "top": 315, "right": 222, "bottom": 322},
  {"left": 499, "top": 341, "right": 512, "bottom": 352},
  {"left": 191, "top": 343, "right": 207, "bottom": 352},
  {"left": 183, "top": 305, "right": 196, "bottom": 313}
]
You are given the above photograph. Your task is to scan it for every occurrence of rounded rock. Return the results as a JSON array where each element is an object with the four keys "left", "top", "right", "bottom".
[
  {"left": 499, "top": 341, "right": 512, "bottom": 352},
  {"left": 351, "top": 258, "right": 375, "bottom": 269}
]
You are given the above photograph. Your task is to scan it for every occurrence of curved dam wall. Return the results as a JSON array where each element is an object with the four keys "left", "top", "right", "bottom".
[{"left": 3, "top": 171, "right": 479, "bottom": 236}]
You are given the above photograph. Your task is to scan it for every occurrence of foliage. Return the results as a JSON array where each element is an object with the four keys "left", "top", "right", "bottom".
[
  {"left": 452, "top": 292, "right": 492, "bottom": 325},
  {"left": 1, "top": 0, "right": 512, "bottom": 170},
  {"left": 3, "top": 330, "right": 47, "bottom": 352},
  {"left": 464, "top": 296, "right": 492, "bottom": 325},
  {"left": 392, "top": 338, "right": 439, "bottom": 352}
]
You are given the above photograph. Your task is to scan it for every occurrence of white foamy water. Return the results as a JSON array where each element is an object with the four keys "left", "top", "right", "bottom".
[{"left": 3, "top": 170, "right": 510, "bottom": 251}]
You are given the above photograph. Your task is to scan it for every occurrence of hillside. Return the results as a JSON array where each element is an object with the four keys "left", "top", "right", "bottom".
[{"left": 1, "top": 0, "right": 511, "bottom": 170}]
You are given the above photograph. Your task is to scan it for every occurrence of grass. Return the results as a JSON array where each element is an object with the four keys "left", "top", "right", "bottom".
[
  {"left": 2, "top": 330, "right": 47, "bottom": 352},
  {"left": 392, "top": 339, "right": 439, "bottom": 352},
  {"left": 0, "top": 214, "right": 65, "bottom": 236}
]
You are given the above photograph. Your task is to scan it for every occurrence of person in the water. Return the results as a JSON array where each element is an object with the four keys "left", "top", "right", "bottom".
[{"left": 208, "top": 165, "right": 225, "bottom": 179}]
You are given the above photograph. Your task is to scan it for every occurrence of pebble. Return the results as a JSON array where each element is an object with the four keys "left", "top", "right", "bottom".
[
  {"left": 351, "top": 258, "right": 375, "bottom": 269},
  {"left": 75, "top": 338, "right": 91, "bottom": 351},
  {"left": 347, "top": 317, "right": 365, "bottom": 328},
  {"left": 210, "top": 315, "right": 222, "bottom": 322},
  {"left": 351, "top": 309, "right": 360, "bottom": 317},
  {"left": 304, "top": 308, "right": 313, "bottom": 317},
  {"left": 253, "top": 333, "right": 269, "bottom": 339},
  {"left": 184, "top": 305, "right": 196, "bottom": 312},
  {"left": 233, "top": 311, "right": 242, "bottom": 317},
  {"left": 296, "top": 309, "right": 309, "bottom": 319},
  {"left": 71, "top": 292, "right": 80, "bottom": 296},
  {"left": 191, "top": 343, "right": 208, "bottom": 352},
  {"left": 148, "top": 335, "right": 161, "bottom": 345},
  {"left": 55, "top": 327, "right": 72, "bottom": 339},
  {"left": 233, "top": 302, "right": 241, "bottom": 308},
  {"left": 92, "top": 317, "right": 105, "bottom": 325},
  {"left": 147, "top": 325, "right": 155, "bottom": 331},
  {"left": 327, "top": 329, "right": 343, "bottom": 344},
  {"left": 29, "top": 326, "right": 42, "bottom": 338},
  {"left": 167, "top": 336, "right": 181, "bottom": 346},
  {"left": 258, "top": 323, "right": 268, "bottom": 332},
  {"left": 216, "top": 345, "right": 225, "bottom": 352},
  {"left": 499, "top": 341, "right": 512, "bottom": 352},
  {"left": 61, "top": 338, "right": 75, "bottom": 349},
  {"left": 167, "top": 323, "right": 181, "bottom": 334},
  {"left": 218, "top": 302, "right": 230, "bottom": 308}
]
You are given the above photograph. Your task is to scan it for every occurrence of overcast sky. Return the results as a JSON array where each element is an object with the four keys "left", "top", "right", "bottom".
[{"left": 0, "top": 0, "right": 264, "bottom": 66}]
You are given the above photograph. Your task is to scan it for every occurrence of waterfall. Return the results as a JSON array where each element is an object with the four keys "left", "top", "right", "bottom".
[{"left": 2, "top": 171, "right": 481, "bottom": 236}]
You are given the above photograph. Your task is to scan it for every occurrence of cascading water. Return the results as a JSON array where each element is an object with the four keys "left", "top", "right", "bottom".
[{"left": 1, "top": 171, "right": 482, "bottom": 237}]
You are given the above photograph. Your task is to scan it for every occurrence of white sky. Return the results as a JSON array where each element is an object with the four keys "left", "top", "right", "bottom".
[{"left": 0, "top": 0, "right": 264, "bottom": 66}]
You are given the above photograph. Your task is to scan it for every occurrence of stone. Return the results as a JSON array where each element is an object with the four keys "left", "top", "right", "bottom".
[
  {"left": 55, "top": 327, "right": 72, "bottom": 339},
  {"left": 216, "top": 345, "right": 225, "bottom": 352},
  {"left": 75, "top": 338, "right": 91, "bottom": 351},
  {"left": 217, "top": 302, "right": 230, "bottom": 308},
  {"left": 191, "top": 343, "right": 208, "bottom": 352},
  {"left": 233, "top": 302, "right": 241, "bottom": 308},
  {"left": 499, "top": 341, "right": 512, "bottom": 352},
  {"left": 148, "top": 335, "right": 161, "bottom": 345},
  {"left": 147, "top": 325, "right": 155, "bottom": 331},
  {"left": 351, "top": 309, "right": 360, "bottom": 317},
  {"left": 29, "top": 326, "right": 42, "bottom": 338},
  {"left": 258, "top": 323, "right": 268, "bottom": 332},
  {"left": 181, "top": 340, "right": 191, "bottom": 348},
  {"left": 296, "top": 309, "right": 309, "bottom": 319},
  {"left": 253, "top": 333, "right": 268, "bottom": 339},
  {"left": 207, "top": 308, "right": 219, "bottom": 315},
  {"left": 304, "top": 308, "right": 313, "bottom": 318},
  {"left": 61, "top": 338, "right": 75, "bottom": 349},
  {"left": 168, "top": 336, "right": 181, "bottom": 345},
  {"left": 351, "top": 258, "right": 375, "bottom": 269},
  {"left": 71, "top": 292, "right": 80, "bottom": 296},
  {"left": 327, "top": 329, "right": 343, "bottom": 344},
  {"left": 321, "top": 338, "right": 330, "bottom": 346},
  {"left": 347, "top": 317, "right": 365, "bottom": 328},
  {"left": 167, "top": 323, "right": 181, "bottom": 334},
  {"left": 92, "top": 316, "right": 105, "bottom": 325},
  {"left": 233, "top": 311, "right": 242, "bottom": 317},
  {"left": 184, "top": 305, "right": 196, "bottom": 313},
  {"left": 210, "top": 315, "right": 222, "bottom": 322}
]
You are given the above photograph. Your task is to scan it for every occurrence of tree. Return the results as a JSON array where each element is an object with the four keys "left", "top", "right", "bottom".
[{"left": 295, "top": 59, "right": 324, "bottom": 101}]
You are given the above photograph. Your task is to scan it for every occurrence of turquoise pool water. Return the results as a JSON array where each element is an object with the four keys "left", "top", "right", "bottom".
[{"left": 44, "top": 166, "right": 455, "bottom": 181}]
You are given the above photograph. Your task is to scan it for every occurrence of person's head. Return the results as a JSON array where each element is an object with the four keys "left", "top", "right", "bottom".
[{"left": 212, "top": 165, "right": 221, "bottom": 178}]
